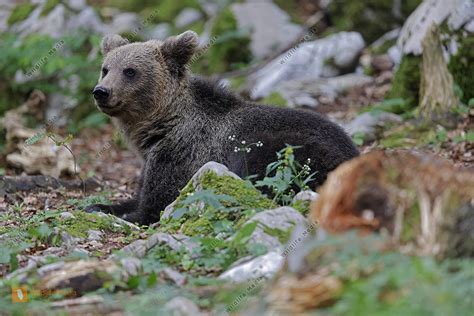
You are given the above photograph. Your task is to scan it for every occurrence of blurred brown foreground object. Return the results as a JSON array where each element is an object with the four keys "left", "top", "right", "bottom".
[{"left": 310, "top": 150, "right": 474, "bottom": 259}]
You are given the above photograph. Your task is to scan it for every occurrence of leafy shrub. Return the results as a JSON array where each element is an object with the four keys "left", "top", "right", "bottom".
[
  {"left": 0, "top": 31, "right": 105, "bottom": 129},
  {"left": 255, "top": 145, "right": 316, "bottom": 205}
]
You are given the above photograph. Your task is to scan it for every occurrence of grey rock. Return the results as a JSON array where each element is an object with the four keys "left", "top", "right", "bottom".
[
  {"left": 114, "top": 232, "right": 197, "bottom": 259},
  {"left": 175, "top": 8, "right": 203, "bottom": 28},
  {"left": 160, "top": 267, "right": 187, "bottom": 286},
  {"left": 37, "top": 261, "right": 66, "bottom": 277},
  {"left": 111, "top": 12, "right": 141, "bottom": 34},
  {"left": 280, "top": 73, "right": 373, "bottom": 107},
  {"left": 249, "top": 32, "right": 365, "bottom": 99},
  {"left": 120, "top": 257, "right": 142, "bottom": 276},
  {"left": 293, "top": 190, "right": 319, "bottom": 204},
  {"left": 87, "top": 229, "right": 103, "bottom": 241},
  {"left": 397, "top": 0, "right": 473, "bottom": 56},
  {"left": 162, "top": 297, "right": 203, "bottom": 316},
  {"left": 197, "top": 0, "right": 220, "bottom": 16},
  {"left": 149, "top": 23, "right": 172, "bottom": 40},
  {"left": 61, "top": 231, "right": 82, "bottom": 247},
  {"left": 291, "top": 95, "right": 319, "bottom": 108},
  {"left": 343, "top": 112, "right": 402, "bottom": 141},
  {"left": 231, "top": 2, "right": 302, "bottom": 59},
  {"left": 67, "top": 0, "right": 87, "bottom": 11},
  {"left": 60, "top": 211, "right": 75, "bottom": 220},
  {"left": 466, "top": 19, "right": 474, "bottom": 32},
  {"left": 244, "top": 206, "right": 310, "bottom": 249},
  {"left": 219, "top": 250, "right": 284, "bottom": 283},
  {"left": 66, "top": 6, "right": 108, "bottom": 36},
  {"left": 11, "top": 3, "right": 108, "bottom": 39},
  {"left": 0, "top": 1, "right": 15, "bottom": 33}
]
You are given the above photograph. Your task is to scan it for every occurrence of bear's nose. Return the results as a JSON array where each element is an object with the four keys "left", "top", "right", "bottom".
[{"left": 92, "top": 86, "right": 110, "bottom": 101}]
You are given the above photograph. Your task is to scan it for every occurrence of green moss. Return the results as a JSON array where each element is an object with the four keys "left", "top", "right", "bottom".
[
  {"left": 194, "top": 8, "right": 252, "bottom": 74},
  {"left": 262, "top": 225, "right": 292, "bottom": 244},
  {"left": 328, "top": 0, "right": 422, "bottom": 43},
  {"left": 181, "top": 217, "right": 214, "bottom": 236},
  {"left": 291, "top": 200, "right": 311, "bottom": 215},
  {"left": 400, "top": 201, "right": 421, "bottom": 243},
  {"left": 60, "top": 211, "right": 127, "bottom": 238},
  {"left": 389, "top": 55, "right": 421, "bottom": 107},
  {"left": 160, "top": 171, "right": 275, "bottom": 236},
  {"left": 380, "top": 124, "right": 434, "bottom": 148},
  {"left": 448, "top": 35, "right": 474, "bottom": 103},
  {"left": 261, "top": 92, "right": 288, "bottom": 108},
  {"left": 199, "top": 172, "right": 274, "bottom": 211},
  {"left": 7, "top": 3, "right": 38, "bottom": 26},
  {"left": 41, "top": 0, "right": 61, "bottom": 16}
]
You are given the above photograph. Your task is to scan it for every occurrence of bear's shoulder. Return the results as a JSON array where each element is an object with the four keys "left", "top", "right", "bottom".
[{"left": 189, "top": 76, "right": 247, "bottom": 113}]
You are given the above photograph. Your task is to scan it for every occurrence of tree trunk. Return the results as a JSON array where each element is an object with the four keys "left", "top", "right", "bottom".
[{"left": 417, "top": 25, "right": 458, "bottom": 126}]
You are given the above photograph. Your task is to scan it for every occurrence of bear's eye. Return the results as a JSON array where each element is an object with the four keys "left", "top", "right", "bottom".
[
  {"left": 102, "top": 68, "right": 108, "bottom": 77},
  {"left": 123, "top": 68, "right": 136, "bottom": 78}
]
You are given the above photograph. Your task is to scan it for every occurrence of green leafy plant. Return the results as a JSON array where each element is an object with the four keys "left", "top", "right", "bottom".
[{"left": 255, "top": 145, "right": 316, "bottom": 205}]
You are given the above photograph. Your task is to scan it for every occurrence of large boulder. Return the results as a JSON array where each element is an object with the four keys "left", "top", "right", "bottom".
[
  {"left": 248, "top": 32, "right": 365, "bottom": 99},
  {"left": 396, "top": 0, "right": 474, "bottom": 56},
  {"left": 231, "top": 1, "right": 302, "bottom": 60}
]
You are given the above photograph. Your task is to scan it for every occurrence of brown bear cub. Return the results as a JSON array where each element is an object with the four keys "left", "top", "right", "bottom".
[{"left": 87, "top": 31, "right": 359, "bottom": 225}]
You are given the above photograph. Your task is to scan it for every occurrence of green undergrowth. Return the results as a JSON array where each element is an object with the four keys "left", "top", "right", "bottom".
[
  {"left": 0, "top": 192, "right": 140, "bottom": 275},
  {"left": 309, "top": 234, "right": 474, "bottom": 315}
]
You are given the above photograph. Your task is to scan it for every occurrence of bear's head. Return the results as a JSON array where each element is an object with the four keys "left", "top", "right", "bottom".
[{"left": 93, "top": 31, "right": 198, "bottom": 118}]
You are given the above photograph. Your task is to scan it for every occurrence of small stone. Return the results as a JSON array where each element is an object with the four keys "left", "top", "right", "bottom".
[
  {"left": 60, "top": 211, "right": 75, "bottom": 220},
  {"left": 87, "top": 229, "right": 103, "bottom": 241},
  {"left": 219, "top": 251, "right": 284, "bottom": 283},
  {"left": 120, "top": 257, "right": 142, "bottom": 276},
  {"left": 293, "top": 190, "right": 319, "bottom": 203},
  {"left": 161, "top": 267, "right": 187, "bottom": 286},
  {"left": 162, "top": 296, "right": 203, "bottom": 316},
  {"left": 343, "top": 112, "right": 402, "bottom": 141}
]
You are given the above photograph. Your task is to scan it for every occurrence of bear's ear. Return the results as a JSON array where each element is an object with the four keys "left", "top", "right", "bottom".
[
  {"left": 161, "top": 31, "right": 198, "bottom": 77},
  {"left": 101, "top": 35, "right": 129, "bottom": 56}
]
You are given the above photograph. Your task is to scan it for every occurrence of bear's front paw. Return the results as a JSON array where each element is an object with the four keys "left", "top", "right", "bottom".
[{"left": 84, "top": 204, "right": 112, "bottom": 214}]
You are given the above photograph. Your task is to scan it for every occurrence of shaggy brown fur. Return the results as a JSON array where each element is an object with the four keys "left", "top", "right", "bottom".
[{"left": 86, "top": 31, "right": 359, "bottom": 224}]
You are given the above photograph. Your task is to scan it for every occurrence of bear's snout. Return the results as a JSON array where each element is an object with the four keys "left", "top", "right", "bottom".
[{"left": 92, "top": 86, "right": 110, "bottom": 102}]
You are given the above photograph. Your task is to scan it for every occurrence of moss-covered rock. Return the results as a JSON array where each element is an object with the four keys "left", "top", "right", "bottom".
[
  {"left": 328, "top": 0, "right": 421, "bottom": 43},
  {"left": 449, "top": 35, "right": 474, "bottom": 103},
  {"left": 7, "top": 3, "right": 38, "bottom": 26},
  {"left": 41, "top": 0, "right": 61, "bottom": 17},
  {"left": 160, "top": 168, "right": 275, "bottom": 237}
]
